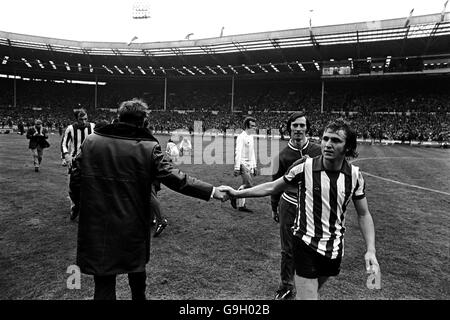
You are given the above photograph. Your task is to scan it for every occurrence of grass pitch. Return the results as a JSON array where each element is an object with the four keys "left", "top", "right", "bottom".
[{"left": 0, "top": 132, "right": 449, "bottom": 300}]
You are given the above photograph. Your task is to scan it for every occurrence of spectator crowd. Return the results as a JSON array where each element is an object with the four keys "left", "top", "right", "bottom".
[{"left": 0, "top": 77, "right": 448, "bottom": 143}]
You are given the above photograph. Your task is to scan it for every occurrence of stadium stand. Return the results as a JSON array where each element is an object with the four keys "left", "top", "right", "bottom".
[
  {"left": 0, "top": 13, "right": 449, "bottom": 143},
  {"left": 0, "top": 77, "right": 448, "bottom": 143}
]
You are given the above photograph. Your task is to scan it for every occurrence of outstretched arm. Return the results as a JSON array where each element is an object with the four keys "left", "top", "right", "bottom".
[{"left": 222, "top": 177, "right": 288, "bottom": 199}]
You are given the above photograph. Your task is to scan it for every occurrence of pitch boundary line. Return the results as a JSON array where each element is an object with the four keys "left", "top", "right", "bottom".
[
  {"left": 351, "top": 157, "right": 450, "bottom": 196},
  {"left": 352, "top": 156, "right": 449, "bottom": 162}
]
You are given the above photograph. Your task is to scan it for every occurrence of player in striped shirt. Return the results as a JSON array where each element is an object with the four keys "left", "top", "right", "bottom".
[
  {"left": 61, "top": 109, "right": 95, "bottom": 220},
  {"left": 223, "top": 118, "right": 380, "bottom": 300}
]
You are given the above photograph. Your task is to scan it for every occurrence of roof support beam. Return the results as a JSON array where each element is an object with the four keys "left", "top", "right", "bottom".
[
  {"left": 423, "top": 22, "right": 442, "bottom": 55},
  {"left": 142, "top": 50, "right": 161, "bottom": 66},
  {"left": 399, "top": 26, "right": 411, "bottom": 57},
  {"left": 356, "top": 30, "right": 361, "bottom": 60},
  {"left": 270, "top": 38, "right": 288, "bottom": 64},
  {"left": 171, "top": 47, "right": 190, "bottom": 65},
  {"left": 309, "top": 29, "right": 320, "bottom": 49},
  {"left": 200, "top": 45, "right": 229, "bottom": 67},
  {"left": 232, "top": 41, "right": 254, "bottom": 64}
]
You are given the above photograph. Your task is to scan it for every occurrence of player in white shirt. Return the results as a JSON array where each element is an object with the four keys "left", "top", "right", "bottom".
[
  {"left": 178, "top": 136, "right": 192, "bottom": 156},
  {"left": 230, "top": 117, "right": 257, "bottom": 212},
  {"left": 166, "top": 139, "right": 180, "bottom": 161}
]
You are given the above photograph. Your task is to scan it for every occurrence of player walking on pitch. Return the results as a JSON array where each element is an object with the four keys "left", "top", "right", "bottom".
[{"left": 223, "top": 118, "right": 380, "bottom": 300}]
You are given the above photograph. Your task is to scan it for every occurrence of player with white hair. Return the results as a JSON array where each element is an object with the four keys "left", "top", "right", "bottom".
[{"left": 166, "top": 138, "right": 180, "bottom": 161}]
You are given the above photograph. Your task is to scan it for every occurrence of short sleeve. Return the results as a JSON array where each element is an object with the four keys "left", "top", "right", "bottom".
[
  {"left": 352, "top": 169, "right": 366, "bottom": 200},
  {"left": 283, "top": 161, "right": 305, "bottom": 186}
]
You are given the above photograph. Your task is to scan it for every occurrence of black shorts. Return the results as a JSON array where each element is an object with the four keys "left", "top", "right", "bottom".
[{"left": 293, "top": 236, "right": 342, "bottom": 279}]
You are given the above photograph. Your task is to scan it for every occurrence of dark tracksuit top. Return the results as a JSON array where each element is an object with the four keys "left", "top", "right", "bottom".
[{"left": 271, "top": 139, "right": 322, "bottom": 212}]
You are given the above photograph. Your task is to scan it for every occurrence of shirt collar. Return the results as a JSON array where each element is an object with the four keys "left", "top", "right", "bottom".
[
  {"left": 312, "top": 155, "right": 352, "bottom": 176},
  {"left": 288, "top": 139, "right": 309, "bottom": 151}
]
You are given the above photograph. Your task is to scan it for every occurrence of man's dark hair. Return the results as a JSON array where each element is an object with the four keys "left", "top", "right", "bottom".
[
  {"left": 323, "top": 118, "right": 358, "bottom": 158},
  {"left": 73, "top": 108, "right": 88, "bottom": 120},
  {"left": 78, "top": 109, "right": 87, "bottom": 118},
  {"left": 118, "top": 99, "right": 148, "bottom": 126},
  {"left": 243, "top": 116, "right": 256, "bottom": 129},
  {"left": 286, "top": 111, "right": 310, "bottom": 135}
]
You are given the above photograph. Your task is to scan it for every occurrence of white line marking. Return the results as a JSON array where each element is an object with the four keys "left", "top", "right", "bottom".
[
  {"left": 352, "top": 157, "right": 449, "bottom": 162},
  {"left": 360, "top": 171, "right": 450, "bottom": 196},
  {"left": 350, "top": 157, "right": 450, "bottom": 196}
]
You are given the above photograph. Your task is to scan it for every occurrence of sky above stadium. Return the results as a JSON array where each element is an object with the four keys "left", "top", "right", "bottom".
[{"left": 0, "top": 0, "right": 447, "bottom": 43}]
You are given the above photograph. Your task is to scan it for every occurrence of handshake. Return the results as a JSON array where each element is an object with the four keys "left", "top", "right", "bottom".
[{"left": 212, "top": 186, "right": 239, "bottom": 202}]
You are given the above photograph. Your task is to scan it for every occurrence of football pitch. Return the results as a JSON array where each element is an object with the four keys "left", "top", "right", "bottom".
[{"left": 0, "top": 133, "right": 449, "bottom": 300}]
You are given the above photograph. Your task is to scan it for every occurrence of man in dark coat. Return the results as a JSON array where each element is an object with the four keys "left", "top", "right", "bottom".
[
  {"left": 72, "top": 99, "right": 228, "bottom": 300},
  {"left": 26, "top": 119, "right": 50, "bottom": 172}
]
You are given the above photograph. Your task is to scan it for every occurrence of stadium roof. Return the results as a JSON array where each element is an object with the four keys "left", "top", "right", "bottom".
[{"left": 0, "top": 12, "right": 449, "bottom": 81}]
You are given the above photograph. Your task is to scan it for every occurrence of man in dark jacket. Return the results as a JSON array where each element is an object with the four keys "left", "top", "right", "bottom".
[
  {"left": 271, "top": 111, "right": 321, "bottom": 300},
  {"left": 72, "top": 99, "right": 228, "bottom": 300},
  {"left": 26, "top": 119, "right": 50, "bottom": 172}
]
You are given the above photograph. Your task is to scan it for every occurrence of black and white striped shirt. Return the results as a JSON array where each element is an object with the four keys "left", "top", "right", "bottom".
[
  {"left": 284, "top": 156, "right": 366, "bottom": 259},
  {"left": 61, "top": 122, "right": 95, "bottom": 157}
]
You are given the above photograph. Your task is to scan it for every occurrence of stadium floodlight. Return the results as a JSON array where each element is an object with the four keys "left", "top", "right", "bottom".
[
  {"left": 125, "top": 66, "right": 134, "bottom": 74},
  {"left": 102, "top": 65, "right": 114, "bottom": 74},
  {"left": 193, "top": 66, "right": 205, "bottom": 75},
  {"left": 89, "top": 64, "right": 93, "bottom": 73},
  {"left": 182, "top": 66, "right": 195, "bottom": 75},
  {"left": 296, "top": 61, "right": 305, "bottom": 71},
  {"left": 77, "top": 63, "right": 82, "bottom": 72},
  {"left": 114, "top": 65, "right": 124, "bottom": 74},
  {"left": 21, "top": 58, "right": 32, "bottom": 68},
  {"left": 127, "top": 36, "right": 138, "bottom": 46},
  {"left": 49, "top": 60, "right": 57, "bottom": 70},
  {"left": 132, "top": 1, "right": 151, "bottom": 19},
  {"left": 269, "top": 63, "right": 279, "bottom": 72},
  {"left": 257, "top": 63, "right": 269, "bottom": 73},
  {"left": 228, "top": 65, "right": 238, "bottom": 74},
  {"left": 385, "top": 56, "right": 392, "bottom": 68},
  {"left": 36, "top": 59, "right": 44, "bottom": 69},
  {"left": 348, "top": 58, "right": 354, "bottom": 69},
  {"left": 2, "top": 56, "right": 9, "bottom": 65},
  {"left": 172, "top": 67, "right": 185, "bottom": 75},
  {"left": 216, "top": 65, "right": 227, "bottom": 74},
  {"left": 137, "top": 66, "right": 146, "bottom": 75},
  {"left": 64, "top": 62, "right": 71, "bottom": 71},
  {"left": 205, "top": 66, "right": 218, "bottom": 75},
  {"left": 242, "top": 64, "right": 255, "bottom": 74},
  {"left": 313, "top": 61, "right": 320, "bottom": 71}
]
